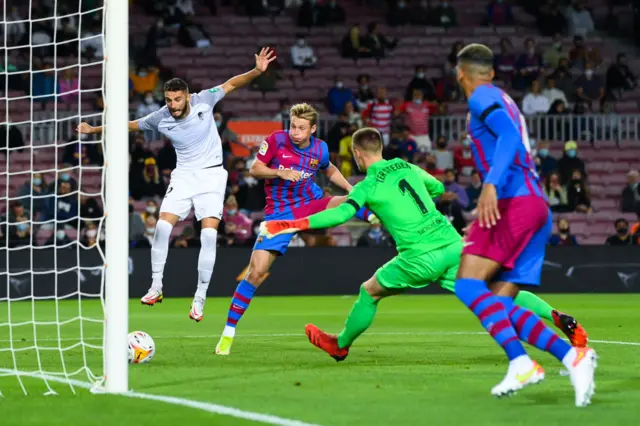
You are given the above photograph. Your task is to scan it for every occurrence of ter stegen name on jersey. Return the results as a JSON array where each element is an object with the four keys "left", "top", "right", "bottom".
[{"left": 375, "top": 161, "right": 411, "bottom": 183}]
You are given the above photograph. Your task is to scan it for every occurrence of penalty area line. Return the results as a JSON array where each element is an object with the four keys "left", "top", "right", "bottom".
[{"left": 0, "top": 369, "right": 321, "bottom": 426}]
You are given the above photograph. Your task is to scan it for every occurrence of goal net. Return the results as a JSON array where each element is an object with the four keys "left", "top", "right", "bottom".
[{"left": 0, "top": 0, "right": 128, "bottom": 395}]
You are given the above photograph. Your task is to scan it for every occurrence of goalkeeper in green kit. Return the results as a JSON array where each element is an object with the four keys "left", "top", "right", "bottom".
[{"left": 260, "top": 128, "right": 588, "bottom": 361}]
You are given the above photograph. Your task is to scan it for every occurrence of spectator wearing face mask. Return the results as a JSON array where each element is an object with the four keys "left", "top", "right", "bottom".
[
  {"left": 387, "top": 126, "right": 418, "bottom": 163},
  {"left": 432, "top": 135, "right": 453, "bottom": 170},
  {"left": 442, "top": 168, "right": 469, "bottom": 210},
  {"left": 290, "top": 36, "right": 317, "bottom": 76},
  {"left": 82, "top": 222, "right": 100, "bottom": 248},
  {"left": 18, "top": 173, "right": 51, "bottom": 219},
  {"left": 453, "top": 134, "right": 475, "bottom": 176},
  {"left": 357, "top": 223, "right": 394, "bottom": 247},
  {"left": 221, "top": 195, "right": 253, "bottom": 246},
  {"left": 42, "top": 181, "right": 78, "bottom": 229},
  {"left": 575, "top": 62, "right": 604, "bottom": 111},
  {"left": 9, "top": 216, "right": 31, "bottom": 248},
  {"left": 484, "top": 0, "right": 514, "bottom": 27},
  {"left": 605, "top": 218, "right": 637, "bottom": 246},
  {"left": 129, "top": 64, "right": 160, "bottom": 96},
  {"left": 621, "top": 170, "right": 640, "bottom": 213},
  {"left": 423, "top": 153, "right": 445, "bottom": 180},
  {"left": 535, "top": 141, "right": 557, "bottom": 178},
  {"left": 136, "top": 91, "right": 161, "bottom": 117},
  {"left": 388, "top": 0, "right": 412, "bottom": 27},
  {"left": 606, "top": 53, "right": 637, "bottom": 99},
  {"left": 322, "top": 0, "right": 346, "bottom": 24},
  {"left": 399, "top": 89, "right": 433, "bottom": 152},
  {"left": 354, "top": 74, "right": 375, "bottom": 111},
  {"left": 129, "top": 197, "right": 145, "bottom": 241},
  {"left": 515, "top": 38, "right": 544, "bottom": 91},
  {"left": 433, "top": 0, "right": 458, "bottom": 28},
  {"left": 46, "top": 228, "right": 74, "bottom": 247},
  {"left": 522, "top": 80, "right": 550, "bottom": 117},
  {"left": 405, "top": 66, "right": 436, "bottom": 102},
  {"left": 557, "top": 141, "right": 586, "bottom": 184},
  {"left": 567, "top": 169, "right": 592, "bottom": 213},
  {"left": 327, "top": 76, "right": 356, "bottom": 115},
  {"left": 465, "top": 170, "right": 483, "bottom": 211},
  {"left": 141, "top": 199, "right": 159, "bottom": 222},
  {"left": 133, "top": 215, "right": 158, "bottom": 248},
  {"left": 549, "top": 218, "right": 578, "bottom": 246}
]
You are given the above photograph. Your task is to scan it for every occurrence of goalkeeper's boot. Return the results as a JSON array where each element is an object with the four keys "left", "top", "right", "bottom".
[
  {"left": 189, "top": 296, "right": 205, "bottom": 322},
  {"left": 491, "top": 358, "right": 545, "bottom": 398},
  {"left": 304, "top": 324, "right": 349, "bottom": 362},
  {"left": 566, "top": 347, "right": 598, "bottom": 407},
  {"left": 215, "top": 335, "right": 233, "bottom": 356},
  {"left": 552, "top": 310, "right": 588, "bottom": 347},
  {"left": 141, "top": 288, "right": 163, "bottom": 306}
]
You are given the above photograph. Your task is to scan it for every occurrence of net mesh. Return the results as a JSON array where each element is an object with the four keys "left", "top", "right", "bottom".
[{"left": 0, "top": 0, "right": 107, "bottom": 395}]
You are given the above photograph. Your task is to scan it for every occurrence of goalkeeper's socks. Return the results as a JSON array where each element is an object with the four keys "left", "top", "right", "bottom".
[
  {"left": 499, "top": 296, "right": 572, "bottom": 363},
  {"left": 223, "top": 279, "right": 257, "bottom": 337},
  {"left": 195, "top": 228, "right": 217, "bottom": 299},
  {"left": 151, "top": 219, "right": 173, "bottom": 290},
  {"left": 354, "top": 207, "right": 374, "bottom": 222},
  {"left": 454, "top": 278, "right": 526, "bottom": 360},
  {"left": 512, "top": 290, "right": 554, "bottom": 322},
  {"left": 337, "top": 285, "right": 378, "bottom": 349}
]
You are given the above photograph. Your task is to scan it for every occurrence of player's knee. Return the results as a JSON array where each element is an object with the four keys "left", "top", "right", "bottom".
[
  {"left": 245, "top": 262, "right": 268, "bottom": 286},
  {"left": 159, "top": 212, "right": 179, "bottom": 226},
  {"left": 361, "top": 279, "right": 384, "bottom": 301}
]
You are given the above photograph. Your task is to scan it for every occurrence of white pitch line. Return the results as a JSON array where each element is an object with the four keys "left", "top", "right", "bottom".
[
  {"left": 1, "top": 331, "right": 639, "bottom": 346},
  {"left": 0, "top": 369, "right": 320, "bottom": 426}
]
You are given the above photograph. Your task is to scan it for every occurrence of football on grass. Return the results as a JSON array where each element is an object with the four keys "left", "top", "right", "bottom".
[{"left": 128, "top": 331, "right": 156, "bottom": 364}]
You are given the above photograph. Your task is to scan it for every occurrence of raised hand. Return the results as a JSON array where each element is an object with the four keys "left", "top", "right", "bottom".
[{"left": 255, "top": 47, "right": 277, "bottom": 73}]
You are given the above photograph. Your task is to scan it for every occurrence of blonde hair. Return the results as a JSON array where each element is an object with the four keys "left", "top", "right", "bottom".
[
  {"left": 352, "top": 127, "right": 383, "bottom": 153},
  {"left": 289, "top": 103, "right": 319, "bottom": 126}
]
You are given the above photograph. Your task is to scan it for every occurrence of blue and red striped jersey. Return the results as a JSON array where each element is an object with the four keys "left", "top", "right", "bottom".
[
  {"left": 467, "top": 84, "right": 545, "bottom": 201},
  {"left": 257, "top": 130, "right": 330, "bottom": 216}
]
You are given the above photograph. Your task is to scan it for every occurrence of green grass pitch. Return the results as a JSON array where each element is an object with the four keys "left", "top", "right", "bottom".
[{"left": 1, "top": 294, "right": 639, "bottom": 425}]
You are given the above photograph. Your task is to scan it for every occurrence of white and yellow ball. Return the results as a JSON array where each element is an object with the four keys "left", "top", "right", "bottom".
[{"left": 127, "top": 331, "right": 155, "bottom": 364}]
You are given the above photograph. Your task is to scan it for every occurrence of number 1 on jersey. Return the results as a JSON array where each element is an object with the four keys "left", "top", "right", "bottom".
[{"left": 398, "top": 179, "right": 428, "bottom": 215}]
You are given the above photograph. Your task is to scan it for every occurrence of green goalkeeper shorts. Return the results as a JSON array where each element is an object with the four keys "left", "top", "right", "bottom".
[{"left": 375, "top": 240, "right": 462, "bottom": 292}]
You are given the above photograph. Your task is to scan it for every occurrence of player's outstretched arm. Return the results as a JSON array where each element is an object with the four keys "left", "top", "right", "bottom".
[
  {"left": 262, "top": 203, "right": 358, "bottom": 238},
  {"left": 324, "top": 163, "right": 353, "bottom": 192},
  {"left": 76, "top": 120, "right": 141, "bottom": 135},
  {"left": 221, "top": 47, "right": 276, "bottom": 94}
]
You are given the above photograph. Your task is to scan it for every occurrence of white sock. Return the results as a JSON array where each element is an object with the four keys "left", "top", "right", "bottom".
[
  {"left": 223, "top": 325, "right": 236, "bottom": 338},
  {"left": 562, "top": 347, "right": 577, "bottom": 369},
  {"left": 151, "top": 219, "right": 173, "bottom": 291},
  {"left": 195, "top": 228, "right": 218, "bottom": 300},
  {"left": 509, "top": 355, "right": 534, "bottom": 372}
]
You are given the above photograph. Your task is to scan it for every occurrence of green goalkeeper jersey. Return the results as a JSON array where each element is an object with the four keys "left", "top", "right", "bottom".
[{"left": 347, "top": 158, "right": 461, "bottom": 254}]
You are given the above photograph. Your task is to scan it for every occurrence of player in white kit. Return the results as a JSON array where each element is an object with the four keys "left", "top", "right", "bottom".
[{"left": 77, "top": 48, "right": 276, "bottom": 321}]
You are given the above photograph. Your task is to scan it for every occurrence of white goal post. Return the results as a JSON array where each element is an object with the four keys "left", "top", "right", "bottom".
[
  {"left": 104, "top": 0, "right": 129, "bottom": 394},
  {"left": 0, "top": 0, "right": 128, "bottom": 395}
]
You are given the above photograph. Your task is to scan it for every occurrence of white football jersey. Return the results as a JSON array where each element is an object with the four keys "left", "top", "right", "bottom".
[{"left": 138, "top": 86, "right": 226, "bottom": 170}]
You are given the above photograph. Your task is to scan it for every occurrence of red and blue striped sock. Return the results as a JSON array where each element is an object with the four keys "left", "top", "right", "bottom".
[
  {"left": 354, "top": 207, "right": 373, "bottom": 222},
  {"left": 224, "top": 280, "right": 257, "bottom": 333},
  {"left": 454, "top": 278, "right": 526, "bottom": 360},
  {"left": 499, "top": 296, "right": 572, "bottom": 362}
]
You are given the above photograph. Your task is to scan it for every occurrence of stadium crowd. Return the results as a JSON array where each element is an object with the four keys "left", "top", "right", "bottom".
[{"left": 1, "top": 0, "right": 640, "bottom": 249}]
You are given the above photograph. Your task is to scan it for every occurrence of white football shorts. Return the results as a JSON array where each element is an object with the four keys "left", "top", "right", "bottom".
[{"left": 160, "top": 166, "right": 228, "bottom": 221}]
